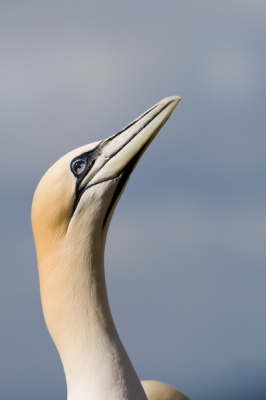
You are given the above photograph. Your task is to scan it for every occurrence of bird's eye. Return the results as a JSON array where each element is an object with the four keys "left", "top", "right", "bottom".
[{"left": 71, "top": 158, "right": 87, "bottom": 176}]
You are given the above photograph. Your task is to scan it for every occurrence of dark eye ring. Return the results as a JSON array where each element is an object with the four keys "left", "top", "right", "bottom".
[{"left": 71, "top": 158, "right": 87, "bottom": 176}]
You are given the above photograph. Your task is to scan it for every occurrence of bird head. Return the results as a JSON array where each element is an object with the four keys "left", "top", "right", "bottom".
[{"left": 32, "top": 96, "right": 181, "bottom": 272}]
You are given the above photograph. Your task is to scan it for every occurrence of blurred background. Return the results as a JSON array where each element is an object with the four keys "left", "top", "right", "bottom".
[{"left": 0, "top": 1, "right": 265, "bottom": 399}]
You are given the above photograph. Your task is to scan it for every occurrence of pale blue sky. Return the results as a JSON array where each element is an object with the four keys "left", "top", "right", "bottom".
[{"left": 0, "top": 1, "right": 266, "bottom": 399}]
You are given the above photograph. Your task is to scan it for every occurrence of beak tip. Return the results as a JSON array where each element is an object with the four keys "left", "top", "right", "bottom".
[
  {"left": 158, "top": 95, "right": 182, "bottom": 116},
  {"left": 159, "top": 95, "right": 182, "bottom": 107}
]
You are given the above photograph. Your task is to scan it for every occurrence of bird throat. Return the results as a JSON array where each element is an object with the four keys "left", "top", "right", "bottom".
[{"left": 38, "top": 198, "right": 147, "bottom": 400}]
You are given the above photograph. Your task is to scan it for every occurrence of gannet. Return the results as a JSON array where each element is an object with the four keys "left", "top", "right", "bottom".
[{"left": 32, "top": 96, "right": 188, "bottom": 400}]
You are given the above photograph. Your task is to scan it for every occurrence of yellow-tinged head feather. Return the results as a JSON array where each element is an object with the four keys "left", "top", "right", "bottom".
[{"left": 31, "top": 143, "right": 99, "bottom": 264}]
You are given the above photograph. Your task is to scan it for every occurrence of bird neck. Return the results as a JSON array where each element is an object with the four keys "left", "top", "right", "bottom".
[{"left": 38, "top": 225, "right": 147, "bottom": 400}]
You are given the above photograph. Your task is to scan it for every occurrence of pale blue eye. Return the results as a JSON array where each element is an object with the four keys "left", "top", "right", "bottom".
[{"left": 71, "top": 158, "right": 87, "bottom": 176}]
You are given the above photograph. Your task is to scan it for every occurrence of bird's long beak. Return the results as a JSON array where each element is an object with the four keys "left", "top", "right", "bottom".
[{"left": 80, "top": 96, "right": 181, "bottom": 190}]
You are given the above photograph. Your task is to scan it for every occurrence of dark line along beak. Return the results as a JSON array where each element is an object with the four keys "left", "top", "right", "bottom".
[{"left": 79, "top": 96, "right": 182, "bottom": 192}]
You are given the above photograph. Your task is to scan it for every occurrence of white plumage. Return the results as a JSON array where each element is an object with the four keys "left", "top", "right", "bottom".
[{"left": 32, "top": 96, "right": 188, "bottom": 399}]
